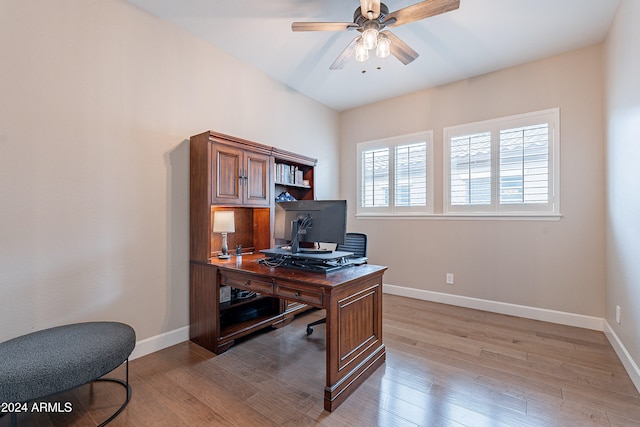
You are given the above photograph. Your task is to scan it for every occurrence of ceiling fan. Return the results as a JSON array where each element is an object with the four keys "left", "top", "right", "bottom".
[{"left": 291, "top": 0, "right": 460, "bottom": 70}]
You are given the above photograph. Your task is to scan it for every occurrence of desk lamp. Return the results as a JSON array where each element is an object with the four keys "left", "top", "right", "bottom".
[{"left": 213, "top": 211, "right": 235, "bottom": 259}]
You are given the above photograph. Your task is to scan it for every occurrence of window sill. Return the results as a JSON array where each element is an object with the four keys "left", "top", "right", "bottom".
[{"left": 355, "top": 213, "right": 563, "bottom": 221}]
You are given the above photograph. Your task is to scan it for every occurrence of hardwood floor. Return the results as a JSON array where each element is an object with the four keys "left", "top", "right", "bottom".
[{"left": 3, "top": 294, "right": 639, "bottom": 426}]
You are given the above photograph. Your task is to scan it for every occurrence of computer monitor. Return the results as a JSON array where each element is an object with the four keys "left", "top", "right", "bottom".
[{"left": 274, "top": 200, "right": 347, "bottom": 254}]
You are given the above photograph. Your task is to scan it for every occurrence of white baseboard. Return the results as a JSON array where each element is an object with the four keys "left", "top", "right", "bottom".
[
  {"left": 604, "top": 321, "right": 640, "bottom": 392},
  {"left": 383, "top": 284, "right": 604, "bottom": 331},
  {"left": 129, "top": 326, "right": 189, "bottom": 360}
]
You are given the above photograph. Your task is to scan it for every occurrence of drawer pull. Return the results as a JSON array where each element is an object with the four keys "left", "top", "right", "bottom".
[
  {"left": 294, "top": 292, "right": 300, "bottom": 297},
  {"left": 245, "top": 281, "right": 251, "bottom": 287}
]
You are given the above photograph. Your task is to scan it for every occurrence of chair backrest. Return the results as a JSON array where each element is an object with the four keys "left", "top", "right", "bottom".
[{"left": 336, "top": 233, "right": 367, "bottom": 258}]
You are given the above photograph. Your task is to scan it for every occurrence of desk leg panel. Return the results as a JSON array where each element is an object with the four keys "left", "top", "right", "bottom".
[
  {"left": 189, "top": 263, "right": 220, "bottom": 353},
  {"left": 324, "top": 272, "right": 385, "bottom": 412}
]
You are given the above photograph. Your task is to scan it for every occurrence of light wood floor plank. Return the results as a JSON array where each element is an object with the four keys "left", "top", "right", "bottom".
[{"left": 2, "top": 295, "right": 638, "bottom": 426}]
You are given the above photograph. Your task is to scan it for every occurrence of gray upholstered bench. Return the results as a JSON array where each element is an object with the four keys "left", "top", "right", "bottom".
[{"left": 0, "top": 322, "right": 135, "bottom": 426}]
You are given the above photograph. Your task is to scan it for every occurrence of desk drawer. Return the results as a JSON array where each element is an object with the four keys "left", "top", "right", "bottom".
[
  {"left": 275, "top": 285, "right": 323, "bottom": 306},
  {"left": 220, "top": 271, "right": 274, "bottom": 295}
]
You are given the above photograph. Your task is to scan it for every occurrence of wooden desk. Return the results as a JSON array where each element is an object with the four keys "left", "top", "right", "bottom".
[{"left": 189, "top": 254, "right": 387, "bottom": 412}]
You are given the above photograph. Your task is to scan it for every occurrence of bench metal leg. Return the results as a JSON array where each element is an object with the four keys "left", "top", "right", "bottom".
[{"left": 94, "top": 359, "right": 131, "bottom": 427}]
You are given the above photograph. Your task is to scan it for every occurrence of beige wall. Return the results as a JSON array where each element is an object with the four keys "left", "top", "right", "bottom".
[
  {"left": 604, "top": 0, "right": 640, "bottom": 375},
  {"left": 0, "top": 0, "right": 339, "bottom": 343},
  {"left": 340, "top": 45, "right": 606, "bottom": 316},
  {"left": 3, "top": 0, "right": 632, "bottom": 380}
]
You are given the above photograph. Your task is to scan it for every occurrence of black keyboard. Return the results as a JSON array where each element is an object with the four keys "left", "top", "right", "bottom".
[{"left": 259, "top": 256, "right": 348, "bottom": 274}]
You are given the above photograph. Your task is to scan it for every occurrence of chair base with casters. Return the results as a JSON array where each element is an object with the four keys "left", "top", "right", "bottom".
[
  {"left": 305, "top": 232, "right": 368, "bottom": 336},
  {"left": 306, "top": 317, "right": 325, "bottom": 335}
]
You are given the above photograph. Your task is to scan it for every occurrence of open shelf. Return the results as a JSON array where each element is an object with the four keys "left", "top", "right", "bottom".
[
  {"left": 219, "top": 312, "right": 284, "bottom": 341},
  {"left": 219, "top": 294, "right": 279, "bottom": 328},
  {"left": 275, "top": 181, "right": 311, "bottom": 189}
]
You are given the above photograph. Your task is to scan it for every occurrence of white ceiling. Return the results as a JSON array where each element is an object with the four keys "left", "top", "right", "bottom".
[{"left": 127, "top": 0, "right": 619, "bottom": 111}]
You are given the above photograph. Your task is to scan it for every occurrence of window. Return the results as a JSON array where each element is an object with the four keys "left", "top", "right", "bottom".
[
  {"left": 358, "top": 131, "right": 433, "bottom": 215},
  {"left": 444, "top": 108, "right": 559, "bottom": 215}
]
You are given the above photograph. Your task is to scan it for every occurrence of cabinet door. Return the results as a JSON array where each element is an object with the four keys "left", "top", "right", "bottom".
[
  {"left": 244, "top": 151, "right": 271, "bottom": 206},
  {"left": 212, "top": 144, "right": 243, "bottom": 205}
]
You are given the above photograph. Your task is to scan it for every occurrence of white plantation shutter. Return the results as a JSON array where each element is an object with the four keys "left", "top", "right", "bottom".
[
  {"left": 395, "top": 142, "right": 427, "bottom": 207},
  {"left": 450, "top": 132, "right": 491, "bottom": 205},
  {"left": 361, "top": 148, "right": 389, "bottom": 208},
  {"left": 358, "top": 132, "right": 433, "bottom": 215},
  {"left": 445, "top": 108, "right": 559, "bottom": 214},
  {"left": 499, "top": 124, "right": 549, "bottom": 204}
]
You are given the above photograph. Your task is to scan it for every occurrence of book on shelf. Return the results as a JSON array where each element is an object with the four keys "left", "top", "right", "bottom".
[{"left": 275, "top": 163, "right": 306, "bottom": 186}]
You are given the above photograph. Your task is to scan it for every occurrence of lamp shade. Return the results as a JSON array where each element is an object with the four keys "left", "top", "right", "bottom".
[{"left": 213, "top": 211, "right": 235, "bottom": 233}]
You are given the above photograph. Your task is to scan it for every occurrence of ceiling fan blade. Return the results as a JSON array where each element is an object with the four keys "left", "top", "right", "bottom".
[
  {"left": 384, "top": 31, "right": 419, "bottom": 65},
  {"left": 360, "top": 0, "right": 381, "bottom": 20},
  {"left": 292, "top": 22, "right": 359, "bottom": 32},
  {"left": 330, "top": 37, "right": 361, "bottom": 70},
  {"left": 383, "top": 0, "right": 459, "bottom": 27}
]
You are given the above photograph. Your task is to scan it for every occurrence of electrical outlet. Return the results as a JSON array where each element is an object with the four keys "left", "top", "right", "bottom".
[
  {"left": 616, "top": 305, "right": 621, "bottom": 324},
  {"left": 446, "top": 273, "right": 454, "bottom": 285}
]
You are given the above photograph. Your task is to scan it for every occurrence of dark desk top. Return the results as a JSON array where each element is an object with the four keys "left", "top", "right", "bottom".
[{"left": 202, "top": 253, "right": 387, "bottom": 288}]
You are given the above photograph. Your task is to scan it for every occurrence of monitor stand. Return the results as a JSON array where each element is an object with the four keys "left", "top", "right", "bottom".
[
  {"left": 290, "top": 220, "right": 300, "bottom": 254},
  {"left": 290, "top": 219, "right": 333, "bottom": 255}
]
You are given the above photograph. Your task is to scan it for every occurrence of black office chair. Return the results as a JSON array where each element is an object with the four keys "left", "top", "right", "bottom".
[{"left": 306, "top": 232, "right": 368, "bottom": 335}]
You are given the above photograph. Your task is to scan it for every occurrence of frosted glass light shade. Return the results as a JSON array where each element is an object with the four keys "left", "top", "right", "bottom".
[
  {"left": 355, "top": 41, "right": 369, "bottom": 62},
  {"left": 376, "top": 35, "right": 391, "bottom": 58},
  {"left": 362, "top": 28, "right": 378, "bottom": 50}
]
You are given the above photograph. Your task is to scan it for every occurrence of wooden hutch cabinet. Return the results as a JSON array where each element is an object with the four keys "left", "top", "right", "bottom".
[{"left": 189, "top": 131, "right": 318, "bottom": 354}]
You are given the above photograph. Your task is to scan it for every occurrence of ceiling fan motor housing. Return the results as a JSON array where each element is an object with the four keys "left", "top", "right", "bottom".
[{"left": 354, "top": 3, "right": 390, "bottom": 29}]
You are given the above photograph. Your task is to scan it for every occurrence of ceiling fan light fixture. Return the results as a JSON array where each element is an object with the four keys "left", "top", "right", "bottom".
[
  {"left": 376, "top": 34, "right": 391, "bottom": 58},
  {"left": 355, "top": 40, "right": 369, "bottom": 62}
]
